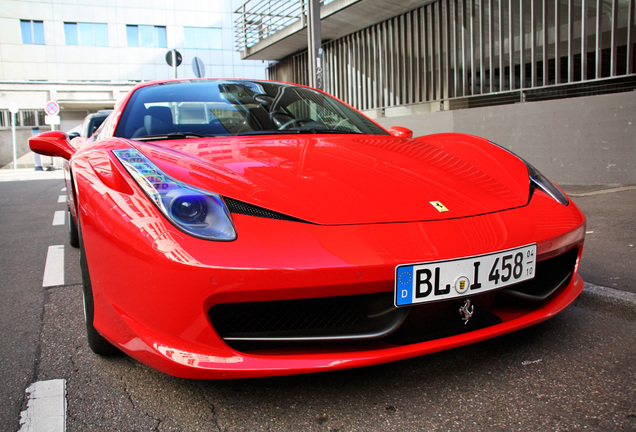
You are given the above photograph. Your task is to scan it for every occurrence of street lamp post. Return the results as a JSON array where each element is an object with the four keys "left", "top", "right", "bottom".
[
  {"left": 307, "top": 0, "right": 322, "bottom": 89},
  {"left": 8, "top": 102, "right": 19, "bottom": 174}
]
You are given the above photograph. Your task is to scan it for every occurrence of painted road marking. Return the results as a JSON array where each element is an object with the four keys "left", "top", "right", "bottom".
[
  {"left": 57, "top": 195, "right": 67, "bottom": 203},
  {"left": 43, "top": 245, "right": 65, "bottom": 287},
  {"left": 18, "top": 379, "right": 66, "bottom": 432},
  {"left": 52, "top": 211, "right": 65, "bottom": 226}
]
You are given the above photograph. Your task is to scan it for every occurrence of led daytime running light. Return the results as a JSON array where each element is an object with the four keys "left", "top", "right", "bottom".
[{"left": 113, "top": 149, "right": 236, "bottom": 241}]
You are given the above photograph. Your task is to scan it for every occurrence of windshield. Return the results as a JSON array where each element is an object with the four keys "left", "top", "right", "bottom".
[{"left": 114, "top": 80, "right": 388, "bottom": 139}]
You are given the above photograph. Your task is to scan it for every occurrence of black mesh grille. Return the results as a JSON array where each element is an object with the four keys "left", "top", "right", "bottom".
[
  {"left": 212, "top": 297, "right": 367, "bottom": 335},
  {"left": 224, "top": 197, "right": 308, "bottom": 223},
  {"left": 209, "top": 292, "right": 409, "bottom": 348},
  {"left": 208, "top": 247, "right": 580, "bottom": 351},
  {"left": 501, "top": 246, "right": 579, "bottom": 302}
]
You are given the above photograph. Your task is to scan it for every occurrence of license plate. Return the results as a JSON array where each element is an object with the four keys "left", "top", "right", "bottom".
[{"left": 395, "top": 244, "right": 537, "bottom": 306}]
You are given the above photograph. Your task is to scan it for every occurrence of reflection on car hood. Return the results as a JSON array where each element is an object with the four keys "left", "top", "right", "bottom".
[{"left": 134, "top": 133, "right": 530, "bottom": 225}]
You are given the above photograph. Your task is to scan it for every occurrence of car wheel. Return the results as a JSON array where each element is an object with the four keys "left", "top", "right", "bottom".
[
  {"left": 68, "top": 206, "right": 79, "bottom": 248},
  {"left": 79, "top": 221, "right": 118, "bottom": 356}
]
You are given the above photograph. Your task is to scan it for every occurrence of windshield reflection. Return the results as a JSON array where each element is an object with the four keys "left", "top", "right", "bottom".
[{"left": 114, "top": 80, "right": 388, "bottom": 140}]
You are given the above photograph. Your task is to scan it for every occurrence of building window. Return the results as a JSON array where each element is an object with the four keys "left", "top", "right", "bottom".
[
  {"left": 64, "top": 22, "right": 108, "bottom": 46},
  {"left": 126, "top": 25, "right": 167, "bottom": 48},
  {"left": 20, "top": 20, "right": 45, "bottom": 45},
  {"left": 184, "top": 26, "right": 222, "bottom": 49},
  {"left": 0, "top": 110, "right": 46, "bottom": 129},
  {"left": 28, "top": 110, "right": 41, "bottom": 127}
]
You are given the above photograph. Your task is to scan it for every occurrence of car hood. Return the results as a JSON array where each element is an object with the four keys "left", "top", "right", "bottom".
[{"left": 133, "top": 133, "right": 530, "bottom": 225}]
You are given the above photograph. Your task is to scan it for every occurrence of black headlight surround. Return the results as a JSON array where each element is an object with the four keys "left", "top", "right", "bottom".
[{"left": 527, "top": 163, "right": 569, "bottom": 206}]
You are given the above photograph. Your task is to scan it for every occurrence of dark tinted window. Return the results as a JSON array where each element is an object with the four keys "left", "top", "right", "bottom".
[{"left": 114, "top": 80, "right": 388, "bottom": 139}]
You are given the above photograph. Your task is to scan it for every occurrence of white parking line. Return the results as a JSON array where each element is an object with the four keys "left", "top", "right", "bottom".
[
  {"left": 18, "top": 379, "right": 66, "bottom": 432},
  {"left": 42, "top": 245, "right": 65, "bottom": 287},
  {"left": 52, "top": 211, "right": 65, "bottom": 226},
  {"left": 57, "top": 195, "right": 67, "bottom": 203}
]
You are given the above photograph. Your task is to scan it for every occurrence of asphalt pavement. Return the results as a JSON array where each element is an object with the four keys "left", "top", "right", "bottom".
[
  {"left": 564, "top": 184, "right": 636, "bottom": 321},
  {"left": 565, "top": 185, "right": 636, "bottom": 293}
]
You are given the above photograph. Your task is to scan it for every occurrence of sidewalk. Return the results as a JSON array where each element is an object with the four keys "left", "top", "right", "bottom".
[
  {"left": 0, "top": 152, "right": 64, "bottom": 181},
  {"left": 0, "top": 168, "right": 65, "bottom": 182}
]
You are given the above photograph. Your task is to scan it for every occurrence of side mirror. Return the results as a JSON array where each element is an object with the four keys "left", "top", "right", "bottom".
[
  {"left": 389, "top": 126, "right": 413, "bottom": 138},
  {"left": 29, "top": 131, "right": 76, "bottom": 160}
]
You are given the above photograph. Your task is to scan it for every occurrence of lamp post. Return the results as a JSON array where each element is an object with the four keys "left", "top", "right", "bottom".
[
  {"left": 307, "top": 0, "right": 322, "bottom": 89},
  {"left": 8, "top": 101, "right": 19, "bottom": 174}
]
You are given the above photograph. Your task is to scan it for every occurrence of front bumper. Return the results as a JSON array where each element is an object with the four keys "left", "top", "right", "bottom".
[{"left": 77, "top": 164, "right": 585, "bottom": 378}]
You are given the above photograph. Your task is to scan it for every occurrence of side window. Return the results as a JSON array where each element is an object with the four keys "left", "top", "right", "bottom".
[{"left": 92, "top": 112, "right": 116, "bottom": 142}]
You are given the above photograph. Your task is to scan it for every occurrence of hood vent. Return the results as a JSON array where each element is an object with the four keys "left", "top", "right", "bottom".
[{"left": 224, "top": 197, "right": 310, "bottom": 224}]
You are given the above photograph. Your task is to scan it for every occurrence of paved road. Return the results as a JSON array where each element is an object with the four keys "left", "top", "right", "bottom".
[
  {"left": 0, "top": 170, "right": 634, "bottom": 431},
  {"left": 567, "top": 185, "right": 636, "bottom": 293},
  {"left": 0, "top": 177, "right": 68, "bottom": 431}
]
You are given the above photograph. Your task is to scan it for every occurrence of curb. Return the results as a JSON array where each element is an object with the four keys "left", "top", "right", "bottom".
[{"left": 576, "top": 282, "right": 636, "bottom": 321}]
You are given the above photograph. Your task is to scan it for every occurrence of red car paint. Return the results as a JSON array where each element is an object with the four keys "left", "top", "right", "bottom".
[{"left": 30, "top": 79, "right": 585, "bottom": 378}]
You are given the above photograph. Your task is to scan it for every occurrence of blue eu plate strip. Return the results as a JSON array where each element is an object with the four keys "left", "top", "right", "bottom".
[{"left": 396, "top": 266, "right": 413, "bottom": 306}]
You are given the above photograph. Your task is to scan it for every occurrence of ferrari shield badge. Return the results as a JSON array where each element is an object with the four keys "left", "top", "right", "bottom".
[
  {"left": 459, "top": 299, "right": 474, "bottom": 325},
  {"left": 429, "top": 201, "right": 449, "bottom": 212}
]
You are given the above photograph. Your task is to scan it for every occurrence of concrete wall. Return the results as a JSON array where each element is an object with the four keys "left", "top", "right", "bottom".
[
  {"left": 373, "top": 91, "right": 636, "bottom": 186},
  {"left": 0, "top": 129, "right": 36, "bottom": 168}
]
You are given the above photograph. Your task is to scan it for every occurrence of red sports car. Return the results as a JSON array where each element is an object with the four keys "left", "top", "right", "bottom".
[{"left": 30, "top": 79, "right": 585, "bottom": 379}]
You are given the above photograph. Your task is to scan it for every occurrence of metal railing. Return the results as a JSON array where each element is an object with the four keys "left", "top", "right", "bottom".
[
  {"left": 267, "top": 0, "right": 636, "bottom": 111},
  {"left": 234, "top": 0, "right": 305, "bottom": 51},
  {"left": 234, "top": 0, "right": 337, "bottom": 51}
]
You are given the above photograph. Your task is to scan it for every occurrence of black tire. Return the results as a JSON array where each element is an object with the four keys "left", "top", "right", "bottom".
[
  {"left": 68, "top": 206, "right": 79, "bottom": 248},
  {"left": 79, "top": 221, "right": 119, "bottom": 355}
]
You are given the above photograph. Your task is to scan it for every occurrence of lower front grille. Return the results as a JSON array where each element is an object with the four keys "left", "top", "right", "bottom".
[
  {"left": 209, "top": 292, "right": 408, "bottom": 343},
  {"left": 501, "top": 246, "right": 578, "bottom": 302},
  {"left": 209, "top": 246, "right": 580, "bottom": 352}
]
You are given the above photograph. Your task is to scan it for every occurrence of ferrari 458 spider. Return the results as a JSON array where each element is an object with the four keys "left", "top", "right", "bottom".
[{"left": 30, "top": 79, "right": 585, "bottom": 379}]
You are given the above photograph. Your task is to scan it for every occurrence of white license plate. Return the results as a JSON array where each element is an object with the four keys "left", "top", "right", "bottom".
[{"left": 395, "top": 244, "right": 537, "bottom": 306}]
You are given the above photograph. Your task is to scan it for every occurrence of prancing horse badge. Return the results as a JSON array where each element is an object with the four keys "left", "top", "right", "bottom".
[
  {"left": 429, "top": 201, "right": 449, "bottom": 212},
  {"left": 459, "top": 299, "right": 474, "bottom": 325}
]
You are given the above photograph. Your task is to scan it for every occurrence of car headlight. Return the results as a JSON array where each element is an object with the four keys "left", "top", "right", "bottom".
[
  {"left": 113, "top": 149, "right": 237, "bottom": 241},
  {"left": 527, "top": 163, "right": 569, "bottom": 206}
]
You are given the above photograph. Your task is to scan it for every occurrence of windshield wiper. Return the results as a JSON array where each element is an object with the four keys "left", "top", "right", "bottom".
[
  {"left": 237, "top": 130, "right": 302, "bottom": 136},
  {"left": 237, "top": 128, "right": 362, "bottom": 136},
  {"left": 133, "top": 132, "right": 212, "bottom": 141},
  {"left": 306, "top": 129, "right": 362, "bottom": 134}
]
